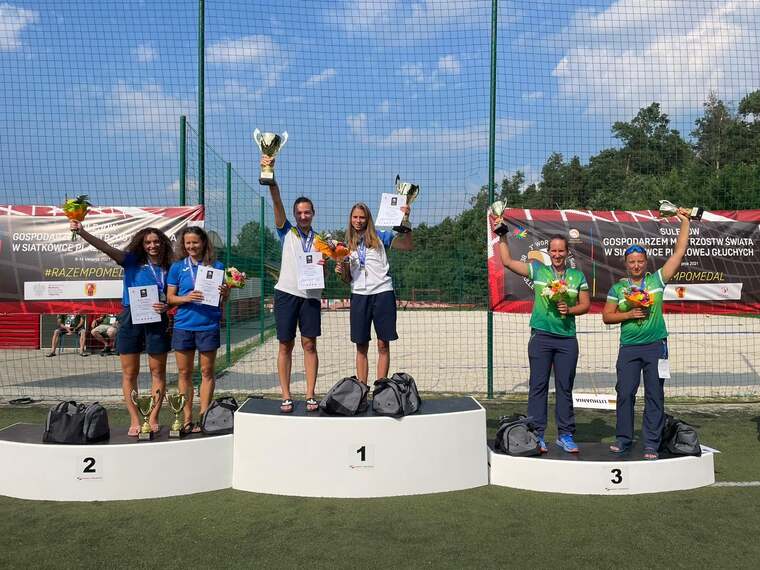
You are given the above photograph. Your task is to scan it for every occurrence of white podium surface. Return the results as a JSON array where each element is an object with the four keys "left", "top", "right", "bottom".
[
  {"left": 0, "top": 424, "right": 233, "bottom": 501},
  {"left": 232, "top": 397, "right": 488, "bottom": 498},
  {"left": 489, "top": 443, "right": 716, "bottom": 495}
]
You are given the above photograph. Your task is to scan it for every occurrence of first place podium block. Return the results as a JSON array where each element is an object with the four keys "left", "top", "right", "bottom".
[{"left": 232, "top": 397, "right": 488, "bottom": 498}]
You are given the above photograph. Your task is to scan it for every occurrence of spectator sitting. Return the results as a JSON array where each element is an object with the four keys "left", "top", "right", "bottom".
[
  {"left": 91, "top": 313, "right": 119, "bottom": 355},
  {"left": 46, "top": 314, "right": 88, "bottom": 357}
]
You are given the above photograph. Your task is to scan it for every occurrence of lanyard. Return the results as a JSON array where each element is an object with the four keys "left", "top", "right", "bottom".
[
  {"left": 185, "top": 257, "right": 198, "bottom": 289},
  {"left": 357, "top": 238, "right": 367, "bottom": 269},
  {"left": 146, "top": 262, "right": 165, "bottom": 292},
  {"left": 551, "top": 265, "right": 565, "bottom": 281},
  {"left": 627, "top": 276, "right": 644, "bottom": 290},
  {"left": 295, "top": 226, "right": 314, "bottom": 253}
]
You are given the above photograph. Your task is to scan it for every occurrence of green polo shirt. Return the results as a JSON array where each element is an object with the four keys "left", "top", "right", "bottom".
[
  {"left": 607, "top": 269, "right": 668, "bottom": 346},
  {"left": 528, "top": 261, "right": 588, "bottom": 337}
]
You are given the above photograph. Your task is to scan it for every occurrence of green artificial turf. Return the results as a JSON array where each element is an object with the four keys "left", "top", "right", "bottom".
[{"left": 0, "top": 402, "right": 758, "bottom": 568}]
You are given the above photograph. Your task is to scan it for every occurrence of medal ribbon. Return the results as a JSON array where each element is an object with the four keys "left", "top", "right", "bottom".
[{"left": 295, "top": 226, "right": 314, "bottom": 253}]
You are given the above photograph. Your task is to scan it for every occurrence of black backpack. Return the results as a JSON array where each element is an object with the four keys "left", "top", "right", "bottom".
[
  {"left": 494, "top": 414, "right": 541, "bottom": 457},
  {"left": 319, "top": 376, "right": 369, "bottom": 416},
  {"left": 201, "top": 396, "right": 239, "bottom": 435},
  {"left": 660, "top": 414, "right": 701, "bottom": 456},
  {"left": 371, "top": 372, "right": 421, "bottom": 417},
  {"left": 43, "top": 401, "right": 110, "bottom": 444}
]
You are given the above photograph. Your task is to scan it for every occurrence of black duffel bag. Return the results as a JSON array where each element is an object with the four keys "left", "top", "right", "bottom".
[
  {"left": 660, "top": 414, "right": 701, "bottom": 456},
  {"left": 43, "top": 401, "right": 110, "bottom": 444},
  {"left": 371, "top": 372, "right": 421, "bottom": 417},
  {"left": 494, "top": 414, "right": 541, "bottom": 456},
  {"left": 201, "top": 396, "right": 239, "bottom": 435},
  {"left": 319, "top": 376, "right": 369, "bottom": 416}
]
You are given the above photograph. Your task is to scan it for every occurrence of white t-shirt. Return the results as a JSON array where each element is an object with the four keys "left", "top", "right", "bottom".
[
  {"left": 347, "top": 230, "right": 395, "bottom": 296},
  {"left": 274, "top": 220, "right": 322, "bottom": 299}
]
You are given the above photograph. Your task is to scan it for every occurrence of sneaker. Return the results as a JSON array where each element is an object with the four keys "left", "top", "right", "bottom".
[
  {"left": 537, "top": 436, "right": 548, "bottom": 453},
  {"left": 556, "top": 434, "right": 579, "bottom": 453}
]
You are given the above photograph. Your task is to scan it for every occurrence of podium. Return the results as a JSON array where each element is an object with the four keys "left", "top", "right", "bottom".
[
  {"left": 232, "top": 397, "right": 488, "bottom": 498},
  {"left": 0, "top": 424, "right": 233, "bottom": 501},
  {"left": 488, "top": 442, "right": 716, "bottom": 495}
]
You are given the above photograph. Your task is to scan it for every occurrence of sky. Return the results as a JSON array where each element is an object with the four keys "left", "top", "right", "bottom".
[{"left": 1, "top": 0, "right": 759, "bottom": 239}]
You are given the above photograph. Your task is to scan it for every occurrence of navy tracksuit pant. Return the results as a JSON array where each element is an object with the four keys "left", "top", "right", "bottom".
[
  {"left": 615, "top": 340, "right": 667, "bottom": 450},
  {"left": 527, "top": 330, "right": 578, "bottom": 438}
]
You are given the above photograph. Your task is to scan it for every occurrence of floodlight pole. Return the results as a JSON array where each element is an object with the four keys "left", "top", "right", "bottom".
[
  {"left": 197, "top": 0, "right": 205, "bottom": 206},
  {"left": 486, "top": 0, "right": 498, "bottom": 399}
]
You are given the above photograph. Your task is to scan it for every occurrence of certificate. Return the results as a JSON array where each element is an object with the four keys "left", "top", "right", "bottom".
[
  {"left": 297, "top": 252, "right": 324, "bottom": 290},
  {"left": 195, "top": 265, "right": 224, "bottom": 307},
  {"left": 375, "top": 193, "right": 406, "bottom": 228},
  {"left": 128, "top": 285, "right": 161, "bottom": 324}
]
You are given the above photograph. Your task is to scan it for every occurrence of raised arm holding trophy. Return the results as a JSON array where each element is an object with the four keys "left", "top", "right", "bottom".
[
  {"left": 392, "top": 174, "right": 420, "bottom": 233},
  {"left": 658, "top": 200, "right": 703, "bottom": 221},
  {"left": 253, "top": 129, "right": 288, "bottom": 186},
  {"left": 488, "top": 200, "right": 509, "bottom": 236}
]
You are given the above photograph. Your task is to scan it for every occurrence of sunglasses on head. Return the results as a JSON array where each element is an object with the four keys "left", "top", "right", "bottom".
[{"left": 624, "top": 244, "right": 647, "bottom": 256}]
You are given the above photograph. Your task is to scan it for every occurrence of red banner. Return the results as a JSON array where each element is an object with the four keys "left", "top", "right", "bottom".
[
  {"left": 0, "top": 205, "right": 204, "bottom": 313},
  {"left": 489, "top": 208, "right": 760, "bottom": 314}
]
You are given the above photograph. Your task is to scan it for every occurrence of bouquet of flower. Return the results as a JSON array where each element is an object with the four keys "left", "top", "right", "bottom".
[
  {"left": 313, "top": 232, "right": 350, "bottom": 262},
  {"left": 623, "top": 286, "right": 653, "bottom": 324},
  {"left": 224, "top": 267, "right": 247, "bottom": 288},
  {"left": 541, "top": 279, "right": 570, "bottom": 318},
  {"left": 62, "top": 194, "right": 91, "bottom": 241}
]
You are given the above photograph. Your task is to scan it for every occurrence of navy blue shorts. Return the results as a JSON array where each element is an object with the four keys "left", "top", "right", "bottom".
[
  {"left": 116, "top": 308, "right": 171, "bottom": 355},
  {"left": 350, "top": 290, "right": 398, "bottom": 344},
  {"left": 274, "top": 290, "right": 321, "bottom": 341},
  {"left": 172, "top": 328, "right": 221, "bottom": 352}
]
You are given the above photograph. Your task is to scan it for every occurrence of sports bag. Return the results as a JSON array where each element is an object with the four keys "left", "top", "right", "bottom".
[
  {"left": 371, "top": 372, "right": 421, "bottom": 417},
  {"left": 660, "top": 414, "right": 701, "bottom": 456},
  {"left": 43, "top": 401, "right": 110, "bottom": 444},
  {"left": 494, "top": 414, "right": 541, "bottom": 456},
  {"left": 319, "top": 376, "right": 369, "bottom": 416},
  {"left": 201, "top": 396, "right": 239, "bottom": 435}
]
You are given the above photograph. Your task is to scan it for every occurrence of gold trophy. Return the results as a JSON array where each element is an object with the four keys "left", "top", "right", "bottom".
[
  {"left": 130, "top": 389, "right": 158, "bottom": 441},
  {"left": 489, "top": 200, "right": 509, "bottom": 236},
  {"left": 658, "top": 200, "right": 703, "bottom": 220},
  {"left": 392, "top": 174, "right": 420, "bottom": 233},
  {"left": 253, "top": 129, "right": 288, "bottom": 185},
  {"left": 165, "top": 390, "right": 188, "bottom": 439}
]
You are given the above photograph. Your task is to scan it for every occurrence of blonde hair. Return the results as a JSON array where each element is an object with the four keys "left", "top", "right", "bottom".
[{"left": 346, "top": 203, "right": 381, "bottom": 251}]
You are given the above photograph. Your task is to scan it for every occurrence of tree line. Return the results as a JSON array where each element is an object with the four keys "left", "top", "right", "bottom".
[{"left": 233, "top": 91, "right": 760, "bottom": 306}]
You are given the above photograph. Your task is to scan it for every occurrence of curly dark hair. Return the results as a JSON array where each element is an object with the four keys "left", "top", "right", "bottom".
[
  {"left": 124, "top": 228, "right": 173, "bottom": 269},
  {"left": 175, "top": 226, "right": 216, "bottom": 265}
]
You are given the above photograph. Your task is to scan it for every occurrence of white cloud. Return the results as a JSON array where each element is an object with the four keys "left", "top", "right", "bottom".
[
  {"left": 437, "top": 55, "right": 461, "bottom": 75},
  {"left": 400, "top": 63, "right": 426, "bottom": 83},
  {"left": 347, "top": 114, "right": 531, "bottom": 149},
  {"left": 304, "top": 68, "right": 336, "bottom": 87},
  {"left": 552, "top": 0, "right": 760, "bottom": 119},
  {"left": 104, "top": 81, "right": 193, "bottom": 138},
  {"left": 0, "top": 3, "right": 39, "bottom": 51},
  {"left": 207, "top": 35, "right": 277, "bottom": 64},
  {"left": 522, "top": 91, "right": 544, "bottom": 102},
  {"left": 166, "top": 178, "right": 198, "bottom": 194},
  {"left": 133, "top": 43, "right": 158, "bottom": 63},
  {"left": 327, "top": 0, "right": 495, "bottom": 42}
]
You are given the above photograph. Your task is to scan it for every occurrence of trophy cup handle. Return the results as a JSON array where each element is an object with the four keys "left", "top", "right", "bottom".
[
  {"left": 253, "top": 128, "right": 263, "bottom": 149},
  {"left": 280, "top": 131, "right": 289, "bottom": 147}
]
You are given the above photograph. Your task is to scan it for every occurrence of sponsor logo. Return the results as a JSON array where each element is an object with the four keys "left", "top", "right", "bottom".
[{"left": 85, "top": 282, "right": 96, "bottom": 297}]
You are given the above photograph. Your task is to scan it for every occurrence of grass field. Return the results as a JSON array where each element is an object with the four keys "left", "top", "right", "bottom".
[{"left": 1, "top": 401, "right": 759, "bottom": 569}]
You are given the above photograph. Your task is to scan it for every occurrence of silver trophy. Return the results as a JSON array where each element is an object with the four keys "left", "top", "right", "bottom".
[
  {"left": 489, "top": 200, "right": 509, "bottom": 236},
  {"left": 658, "top": 200, "right": 703, "bottom": 221},
  {"left": 253, "top": 129, "right": 289, "bottom": 186},
  {"left": 392, "top": 175, "right": 420, "bottom": 233}
]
